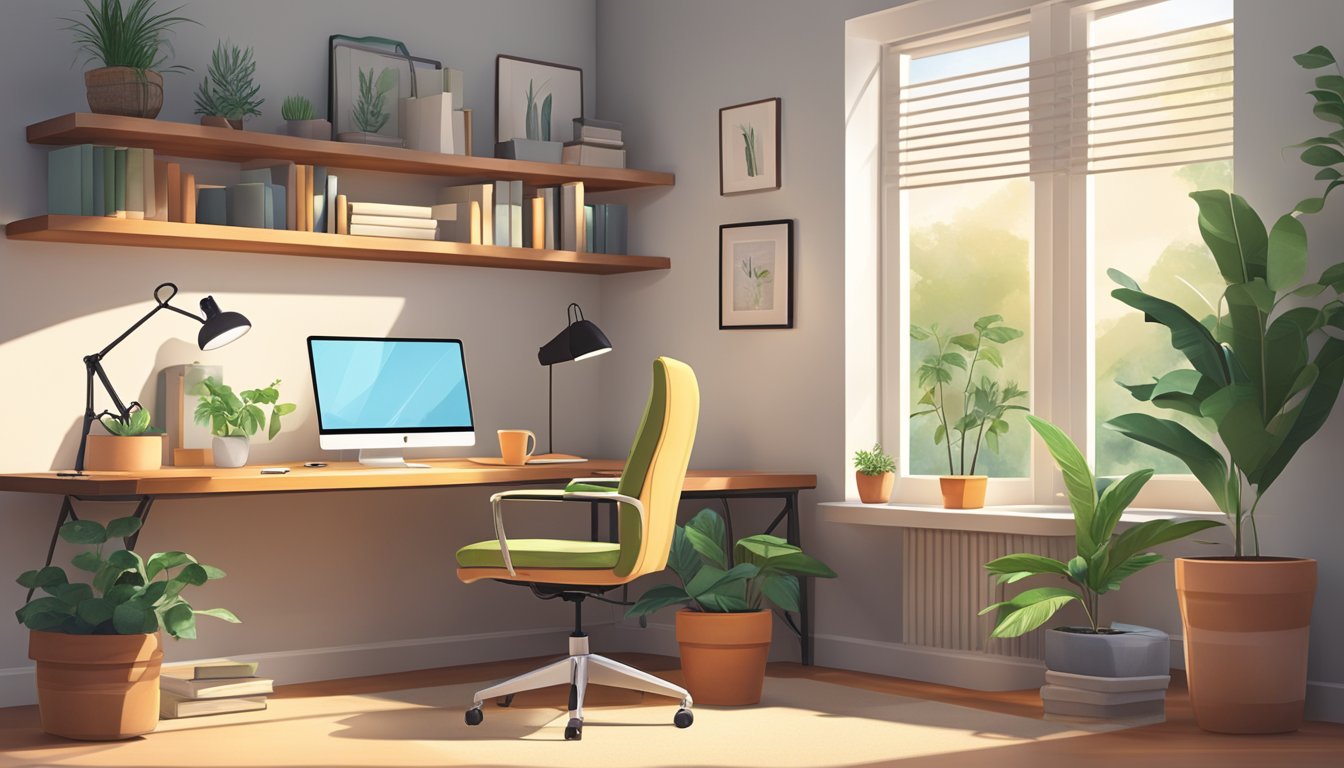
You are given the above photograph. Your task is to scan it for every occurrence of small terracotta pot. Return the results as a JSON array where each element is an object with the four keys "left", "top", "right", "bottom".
[
  {"left": 84, "top": 67, "right": 163, "bottom": 118},
  {"left": 29, "top": 631, "right": 163, "bottom": 740},
  {"left": 855, "top": 471, "right": 894, "bottom": 504},
  {"left": 675, "top": 609, "right": 772, "bottom": 706},
  {"left": 939, "top": 475, "right": 987, "bottom": 509},
  {"left": 200, "top": 115, "right": 243, "bottom": 130},
  {"left": 83, "top": 434, "right": 163, "bottom": 472},
  {"left": 1176, "top": 557, "right": 1316, "bottom": 734}
]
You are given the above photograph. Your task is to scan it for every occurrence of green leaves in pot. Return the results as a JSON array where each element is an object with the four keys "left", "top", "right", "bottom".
[
  {"left": 64, "top": 0, "right": 196, "bottom": 74},
  {"left": 627, "top": 508, "right": 836, "bottom": 617},
  {"left": 192, "top": 376, "right": 295, "bottom": 440},
  {"left": 15, "top": 516, "right": 238, "bottom": 638},
  {"left": 100, "top": 407, "right": 155, "bottom": 436},
  {"left": 853, "top": 443, "right": 895, "bottom": 476},
  {"left": 193, "top": 41, "right": 263, "bottom": 120}
]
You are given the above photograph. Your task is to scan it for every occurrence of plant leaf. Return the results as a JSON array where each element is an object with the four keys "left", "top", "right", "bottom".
[
  {"left": 1026, "top": 416, "right": 1098, "bottom": 554},
  {"left": 979, "top": 587, "right": 1079, "bottom": 639}
]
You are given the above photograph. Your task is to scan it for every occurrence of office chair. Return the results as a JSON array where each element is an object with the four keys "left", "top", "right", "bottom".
[{"left": 455, "top": 356, "right": 699, "bottom": 740}]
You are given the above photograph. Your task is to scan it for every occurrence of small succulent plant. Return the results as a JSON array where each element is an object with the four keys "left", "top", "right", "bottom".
[{"left": 281, "top": 94, "right": 314, "bottom": 121}]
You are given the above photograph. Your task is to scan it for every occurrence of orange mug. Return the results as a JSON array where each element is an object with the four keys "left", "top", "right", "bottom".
[{"left": 498, "top": 429, "right": 536, "bottom": 466}]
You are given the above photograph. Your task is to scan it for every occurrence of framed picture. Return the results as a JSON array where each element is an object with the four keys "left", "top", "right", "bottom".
[
  {"left": 720, "top": 97, "right": 781, "bottom": 195},
  {"left": 496, "top": 55, "right": 584, "bottom": 144},
  {"left": 720, "top": 220, "right": 794, "bottom": 329},
  {"left": 328, "top": 36, "right": 441, "bottom": 147}
]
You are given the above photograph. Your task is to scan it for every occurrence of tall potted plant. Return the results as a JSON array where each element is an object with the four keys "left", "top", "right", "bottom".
[
  {"left": 981, "top": 416, "right": 1219, "bottom": 719},
  {"left": 64, "top": 0, "right": 195, "bottom": 119},
  {"left": 910, "top": 315, "right": 1028, "bottom": 508},
  {"left": 16, "top": 516, "right": 238, "bottom": 740},
  {"left": 1102, "top": 46, "right": 1344, "bottom": 734},
  {"left": 627, "top": 509, "right": 835, "bottom": 705},
  {"left": 192, "top": 377, "right": 295, "bottom": 468}
]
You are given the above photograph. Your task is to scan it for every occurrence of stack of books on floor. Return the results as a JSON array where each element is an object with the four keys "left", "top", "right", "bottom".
[
  {"left": 347, "top": 201, "right": 458, "bottom": 240},
  {"left": 563, "top": 118, "right": 626, "bottom": 168},
  {"left": 160, "top": 660, "right": 272, "bottom": 719}
]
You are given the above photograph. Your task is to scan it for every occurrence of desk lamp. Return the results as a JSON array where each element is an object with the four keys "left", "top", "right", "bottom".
[
  {"left": 66, "top": 282, "right": 251, "bottom": 475},
  {"left": 537, "top": 303, "right": 611, "bottom": 457}
]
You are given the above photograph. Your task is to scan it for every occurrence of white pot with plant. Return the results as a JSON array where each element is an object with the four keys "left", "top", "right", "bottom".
[
  {"left": 981, "top": 416, "right": 1220, "bottom": 720},
  {"left": 853, "top": 443, "right": 895, "bottom": 504},
  {"left": 910, "top": 315, "right": 1028, "bottom": 508},
  {"left": 193, "top": 41, "right": 263, "bottom": 130},
  {"left": 65, "top": 0, "right": 196, "bottom": 119},
  {"left": 84, "top": 407, "right": 163, "bottom": 472},
  {"left": 281, "top": 95, "right": 331, "bottom": 140},
  {"left": 192, "top": 377, "right": 295, "bottom": 468}
]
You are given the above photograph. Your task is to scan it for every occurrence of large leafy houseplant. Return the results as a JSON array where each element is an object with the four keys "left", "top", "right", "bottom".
[
  {"left": 1104, "top": 48, "right": 1344, "bottom": 558},
  {"left": 193, "top": 377, "right": 295, "bottom": 440},
  {"left": 65, "top": 0, "right": 193, "bottom": 73},
  {"left": 981, "top": 417, "right": 1219, "bottom": 638}
]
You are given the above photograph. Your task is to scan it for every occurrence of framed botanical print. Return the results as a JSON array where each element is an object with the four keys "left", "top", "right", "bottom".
[
  {"left": 720, "top": 220, "right": 794, "bottom": 329},
  {"left": 495, "top": 55, "right": 584, "bottom": 143},
  {"left": 719, "top": 97, "right": 781, "bottom": 195}
]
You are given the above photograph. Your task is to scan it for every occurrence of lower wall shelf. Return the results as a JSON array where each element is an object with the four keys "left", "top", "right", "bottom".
[{"left": 3, "top": 215, "right": 670, "bottom": 276}]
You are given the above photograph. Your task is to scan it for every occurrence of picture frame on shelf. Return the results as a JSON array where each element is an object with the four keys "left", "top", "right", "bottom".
[
  {"left": 328, "top": 36, "right": 441, "bottom": 147},
  {"left": 495, "top": 55, "right": 584, "bottom": 144},
  {"left": 719, "top": 97, "right": 780, "bottom": 195},
  {"left": 719, "top": 219, "right": 794, "bottom": 329}
]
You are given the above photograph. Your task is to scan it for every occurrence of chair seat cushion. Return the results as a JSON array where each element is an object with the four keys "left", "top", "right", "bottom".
[{"left": 455, "top": 539, "right": 622, "bottom": 570}]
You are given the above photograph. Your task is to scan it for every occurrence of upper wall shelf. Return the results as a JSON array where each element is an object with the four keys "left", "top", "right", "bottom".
[{"left": 27, "top": 113, "right": 676, "bottom": 192}]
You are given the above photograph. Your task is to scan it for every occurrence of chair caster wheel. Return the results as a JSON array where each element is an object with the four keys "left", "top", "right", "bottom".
[
  {"left": 465, "top": 707, "right": 484, "bottom": 726},
  {"left": 565, "top": 717, "right": 583, "bottom": 740},
  {"left": 497, "top": 694, "right": 514, "bottom": 708},
  {"left": 674, "top": 708, "right": 693, "bottom": 728}
]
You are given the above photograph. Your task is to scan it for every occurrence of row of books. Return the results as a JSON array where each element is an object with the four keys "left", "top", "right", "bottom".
[
  {"left": 160, "top": 659, "right": 272, "bottom": 719},
  {"left": 48, "top": 144, "right": 171, "bottom": 220},
  {"left": 437, "top": 180, "right": 627, "bottom": 253},
  {"left": 563, "top": 118, "right": 626, "bottom": 169}
]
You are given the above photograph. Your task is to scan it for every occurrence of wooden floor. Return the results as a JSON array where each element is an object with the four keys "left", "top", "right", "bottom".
[{"left": 3, "top": 653, "right": 1341, "bottom": 767}]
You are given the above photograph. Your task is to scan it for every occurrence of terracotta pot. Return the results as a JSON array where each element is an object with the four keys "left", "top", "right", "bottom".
[
  {"left": 29, "top": 631, "right": 163, "bottom": 740},
  {"left": 200, "top": 115, "right": 244, "bottom": 130},
  {"left": 84, "top": 67, "right": 163, "bottom": 118},
  {"left": 675, "top": 609, "right": 772, "bottom": 706},
  {"left": 939, "top": 475, "right": 987, "bottom": 509},
  {"left": 855, "top": 471, "right": 894, "bottom": 504},
  {"left": 1176, "top": 557, "right": 1317, "bottom": 734},
  {"left": 83, "top": 434, "right": 163, "bottom": 472}
]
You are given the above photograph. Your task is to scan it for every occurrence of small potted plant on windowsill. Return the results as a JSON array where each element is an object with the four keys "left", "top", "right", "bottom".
[
  {"left": 192, "top": 377, "right": 294, "bottom": 467},
  {"left": 853, "top": 443, "right": 895, "bottom": 504},
  {"left": 64, "top": 0, "right": 196, "bottom": 119},
  {"left": 910, "top": 315, "right": 1027, "bottom": 508},
  {"left": 281, "top": 95, "right": 331, "bottom": 140},
  {"left": 627, "top": 509, "right": 836, "bottom": 706},
  {"left": 981, "top": 416, "right": 1220, "bottom": 721},
  {"left": 193, "top": 41, "right": 263, "bottom": 129},
  {"left": 16, "top": 515, "right": 238, "bottom": 740},
  {"left": 84, "top": 407, "right": 163, "bottom": 472}
]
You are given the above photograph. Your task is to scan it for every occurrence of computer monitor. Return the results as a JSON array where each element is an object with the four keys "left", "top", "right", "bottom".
[{"left": 306, "top": 336, "right": 475, "bottom": 468}]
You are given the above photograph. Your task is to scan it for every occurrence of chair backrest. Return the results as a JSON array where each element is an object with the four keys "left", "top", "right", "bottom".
[{"left": 612, "top": 357, "right": 699, "bottom": 578}]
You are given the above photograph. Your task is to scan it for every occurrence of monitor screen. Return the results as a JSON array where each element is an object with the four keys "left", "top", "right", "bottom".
[{"left": 307, "top": 337, "right": 474, "bottom": 434}]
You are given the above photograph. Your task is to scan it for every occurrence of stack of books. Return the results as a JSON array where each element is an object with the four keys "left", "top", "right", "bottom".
[
  {"left": 48, "top": 143, "right": 175, "bottom": 221},
  {"left": 348, "top": 201, "right": 458, "bottom": 240},
  {"left": 160, "top": 660, "right": 272, "bottom": 719},
  {"left": 563, "top": 118, "right": 626, "bottom": 169},
  {"left": 230, "top": 161, "right": 342, "bottom": 233}
]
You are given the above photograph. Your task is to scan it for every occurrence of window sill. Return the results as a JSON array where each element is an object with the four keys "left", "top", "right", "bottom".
[{"left": 818, "top": 501, "right": 1224, "bottom": 537}]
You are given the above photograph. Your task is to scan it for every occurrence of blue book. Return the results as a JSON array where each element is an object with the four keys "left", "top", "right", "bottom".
[
  {"left": 47, "top": 144, "right": 90, "bottom": 215},
  {"left": 196, "top": 187, "right": 229, "bottom": 225},
  {"left": 269, "top": 183, "right": 286, "bottom": 229},
  {"left": 584, "top": 204, "right": 595, "bottom": 252},
  {"left": 593, "top": 204, "right": 607, "bottom": 254},
  {"left": 604, "top": 203, "right": 627, "bottom": 255}
]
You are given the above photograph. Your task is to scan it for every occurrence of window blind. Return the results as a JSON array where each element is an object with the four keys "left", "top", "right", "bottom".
[{"left": 887, "top": 16, "right": 1233, "bottom": 189}]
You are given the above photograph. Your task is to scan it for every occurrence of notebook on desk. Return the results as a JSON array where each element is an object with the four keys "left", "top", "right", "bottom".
[{"left": 467, "top": 454, "right": 588, "bottom": 466}]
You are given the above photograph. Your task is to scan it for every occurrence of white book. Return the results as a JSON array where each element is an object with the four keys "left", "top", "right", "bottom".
[
  {"left": 452, "top": 110, "right": 467, "bottom": 156},
  {"left": 575, "top": 134, "right": 624, "bottom": 148},
  {"left": 429, "top": 203, "right": 458, "bottom": 221},
  {"left": 437, "top": 185, "right": 491, "bottom": 244},
  {"left": 493, "top": 181, "right": 510, "bottom": 247},
  {"left": 560, "top": 181, "right": 585, "bottom": 252},
  {"left": 402, "top": 93, "right": 454, "bottom": 154},
  {"left": 349, "top": 223, "right": 438, "bottom": 240},
  {"left": 349, "top": 214, "right": 439, "bottom": 229},
  {"left": 161, "top": 668, "right": 273, "bottom": 699},
  {"left": 509, "top": 180, "right": 523, "bottom": 248},
  {"left": 347, "top": 202, "right": 433, "bottom": 218},
  {"left": 542, "top": 187, "right": 557, "bottom": 250},
  {"left": 161, "top": 692, "right": 267, "bottom": 719}
]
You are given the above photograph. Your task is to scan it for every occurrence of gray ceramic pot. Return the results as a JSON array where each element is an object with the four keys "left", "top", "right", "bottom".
[
  {"left": 285, "top": 119, "right": 332, "bottom": 141},
  {"left": 1044, "top": 623, "right": 1169, "bottom": 678}
]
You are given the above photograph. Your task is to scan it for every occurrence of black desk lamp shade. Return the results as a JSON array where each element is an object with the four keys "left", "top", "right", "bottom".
[
  {"left": 538, "top": 303, "right": 611, "bottom": 454},
  {"left": 70, "top": 283, "right": 251, "bottom": 474}
]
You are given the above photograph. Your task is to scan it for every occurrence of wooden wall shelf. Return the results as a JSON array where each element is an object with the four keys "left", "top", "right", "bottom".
[
  {"left": 4, "top": 216, "right": 671, "bottom": 275},
  {"left": 27, "top": 113, "right": 675, "bottom": 192}
]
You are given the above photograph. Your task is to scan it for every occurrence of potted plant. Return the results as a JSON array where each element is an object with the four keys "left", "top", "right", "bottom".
[
  {"left": 853, "top": 443, "right": 895, "bottom": 504},
  {"left": 337, "top": 66, "right": 403, "bottom": 146},
  {"left": 281, "top": 95, "right": 331, "bottom": 140},
  {"left": 193, "top": 41, "right": 263, "bottom": 129},
  {"left": 192, "top": 377, "right": 295, "bottom": 468},
  {"left": 910, "top": 315, "right": 1028, "bottom": 508},
  {"left": 626, "top": 509, "right": 836, "bottom": 706},
  {"left": 15, "top": 515, "right": 238, "bottom": 740},
  {"left": 83, "top": 407, "right": 162, "bottom": 472},
  {"left": 981, "top": 416, "right": 1220, "bottom": 720},
  {"left": 64, "top": 0, "right": 195, "bottom": 119},
  {"left": 1101, "top": 45, "right": 1344, "bottom": 734}
]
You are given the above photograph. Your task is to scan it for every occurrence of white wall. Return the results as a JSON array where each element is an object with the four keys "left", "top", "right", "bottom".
[{"left": 0, "top": 0, "right": 605, "bottom": 704}]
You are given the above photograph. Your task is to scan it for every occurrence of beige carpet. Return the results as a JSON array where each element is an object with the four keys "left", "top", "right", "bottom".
[{"left": 0, "top": 677, "right": 1132, "bottom": 768}]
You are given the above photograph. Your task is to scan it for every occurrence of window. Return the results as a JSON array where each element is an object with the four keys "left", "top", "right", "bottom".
[{"left": 879, "top": 0, "right": 1233, "bottom": 508}]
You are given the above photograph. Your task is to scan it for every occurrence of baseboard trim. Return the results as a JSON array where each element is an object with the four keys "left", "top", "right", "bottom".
[
  {"left": 0, "top": 622, "right": 598, "bottom": 709},
  {"left": 1306, "top": 680, "right": 1344, "bottom": 724},
  {"left": 813, "top": 633, "right": 1047, "bottom": 691}
]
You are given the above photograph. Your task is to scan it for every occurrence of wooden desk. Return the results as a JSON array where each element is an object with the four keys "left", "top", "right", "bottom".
[{"left": 0, "top": 459, "right": 819, "bottom": 663}]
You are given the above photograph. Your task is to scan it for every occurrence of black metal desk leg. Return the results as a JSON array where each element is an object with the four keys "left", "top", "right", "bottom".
[
  {"left": 784, "top": 490, "right": 812, "bottom": 665},
  {"left": 125, "top": 496, "right": 155, "bottom": 550},
  {"left": 29, "top": 496, "right": 78, "bottom": 602}
]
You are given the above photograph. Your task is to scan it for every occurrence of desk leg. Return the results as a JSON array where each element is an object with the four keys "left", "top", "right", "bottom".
[
  {"left": 28, "top": 496, "right": 78, "bottom": 603},
  {"left": 125, "top": 496, "right": 155, "bottom": 550},
  {"left": 26, "top": 495, "right": 155, "bottom": 604},
  {"left": 784, "top": 491, "right": 812, "bottom": 666}
]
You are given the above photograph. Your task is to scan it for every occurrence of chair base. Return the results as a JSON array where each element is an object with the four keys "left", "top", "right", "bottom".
[{"left": 465, "top": 634, "right": 693, "bottom": 740}]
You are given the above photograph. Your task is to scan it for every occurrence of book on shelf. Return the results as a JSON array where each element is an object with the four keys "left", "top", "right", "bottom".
[
  {"left": 492, "top": 180, "right": 510, "bottom": 247},
  {"left": 574, "top": 135, "right": 624, "bottom": 149},
  {"left": 101, "top": 147, "right": 116, "bottom": 217},
  {"left": 562, "top": 142, "right": 626, "bottom": 168},
  {"left": 45, "top": 143, "right": 165, "bottom": 220},
  {"left": 125, "top": 148, "right": 145, "bottom": 219},
  {"left": 196, "top": 186, "right": 228, "bottom": 226},
  {"left": 604, "top": 203, "right": 628, "bottom": 255},
  {"left": 509, "top": 180, "right": 523, "bottom": 248},
  {"left": 593, "top": 203, "right": 606, "bottom": 253},
  {"left": 349, "top": 214, "right": 439, "bottom": 229},
  {"left": 241, "top": 160, "right": 296, "bottom": 230},
  {"left": 160, "top": 668, "right": 274, "bottom": 699},
  {"left": 182, "top": 172, "right": 196, "bottom": 224},
  {"left": 335, "top": 194, "right": 348, "bottom": 235},
  {"left": 165, "top": 161, "right": 181, "bottom": 223},
  {"left": 438, "top": 183, "right": 492, "bottom": 245},
  {"left": 540, "top": 187, "right": 557, "bottom": 250},
  {"left": 348, "top": 201, "right": 434, "bottom": 218},
  {"left": 326, "top": 174, "right": 339, "bottom": 234},
  {"left": 402, "top": 92, "right": 455, "bottom": 154},
  {"left": 91, "top": 146, "right": 105, "bottom": 216},
  {"left": 113, "top": 148, "right": 127, "bottom": 217},
  {"left": 573, "top": 117, "right": 623, "bottom": 144},
  {"left": 193, "top": 660, "right": 259, "bottom": 679},
  {"left": 312, "top": 166, "right": 329, "bottom": 233},
  {"left": 560, "top": 181, "right": 585, "bottom": 252},
  {"left": 349, "top": 223, "right": 439, "bottom": 240},
  {"left": 141, "top": 148, "right": 157, "bottom": 221},
  {"left": 585, "top": 204, "right": 595, "bottom": 252},
  {"left": 530, "top": 196, "right": 545, "bottom": 249},
  {"left": 46, "top": 144, "right": 93, "bottom": 216},
  {"left": 160, "top": 692, "right": 267, "bottom": 719}
]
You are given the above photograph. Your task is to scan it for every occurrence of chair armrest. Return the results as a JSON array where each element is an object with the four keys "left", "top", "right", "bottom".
[{"left": 486, "top": 488, "right": 645, "bottom": 577}]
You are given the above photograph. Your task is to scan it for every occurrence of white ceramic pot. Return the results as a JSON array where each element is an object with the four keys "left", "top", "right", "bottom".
[{"left": 212, "top": 436, "right": 250, "bottom": 468}]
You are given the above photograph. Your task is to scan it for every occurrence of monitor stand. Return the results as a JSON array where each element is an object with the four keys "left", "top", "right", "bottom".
[{"left": 358, "top": 449, "right": 430, "bottom": 469}]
